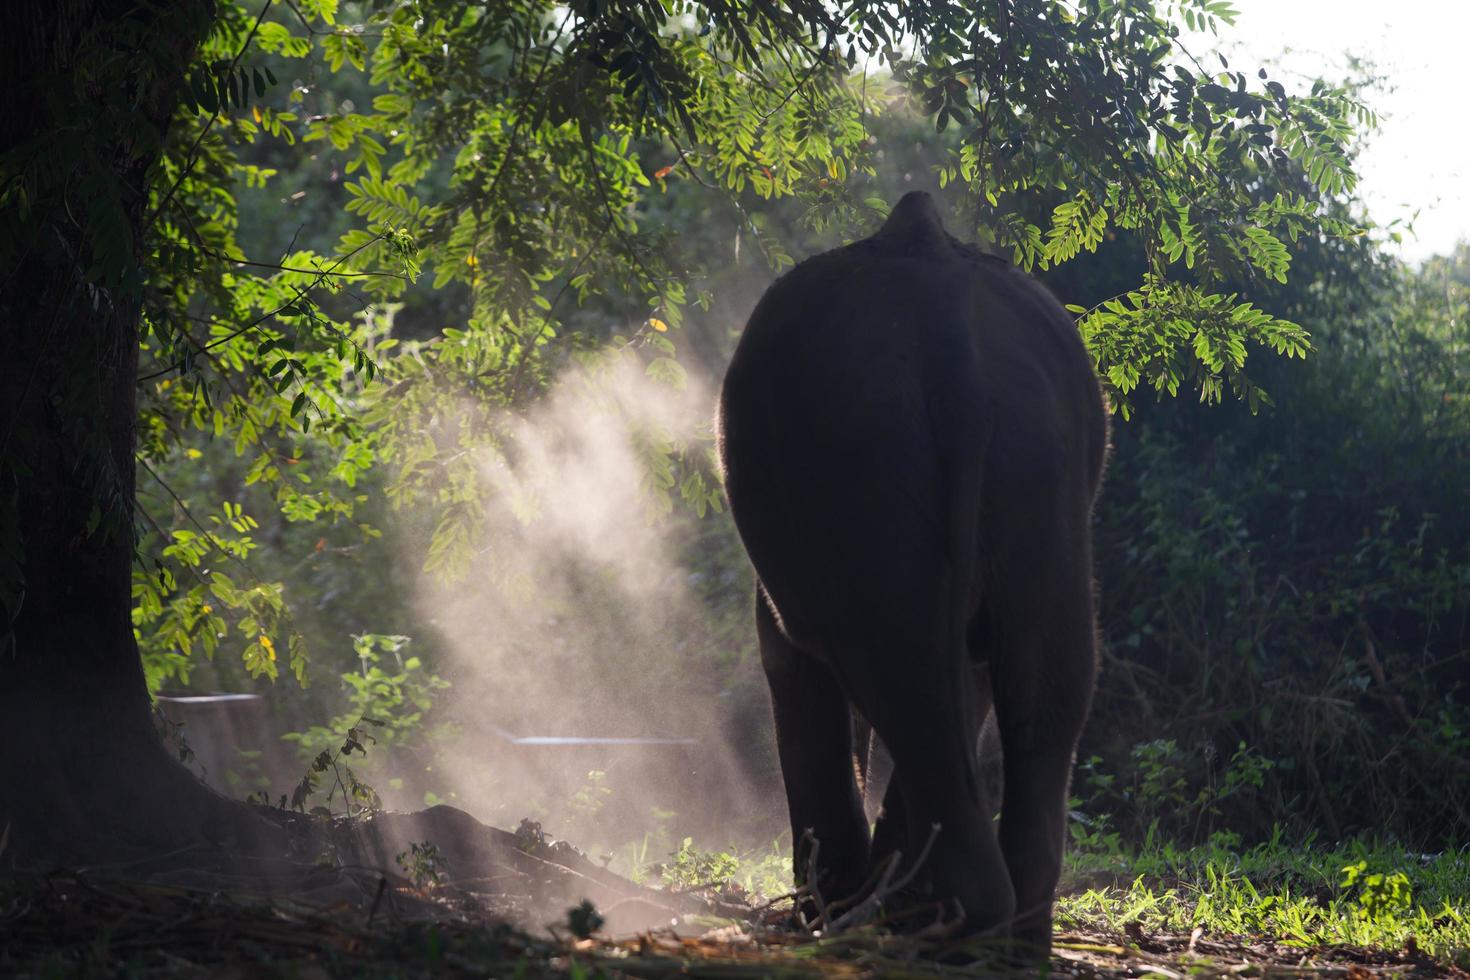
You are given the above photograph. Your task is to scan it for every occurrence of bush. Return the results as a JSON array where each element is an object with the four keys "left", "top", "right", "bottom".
[{"left": 1081, "top": 245, "right": 1470, "bottom": 848}]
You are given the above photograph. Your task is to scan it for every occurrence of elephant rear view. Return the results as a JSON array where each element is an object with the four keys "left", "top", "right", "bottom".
[{"left": 717, "top": 192, "right": 1107, "bottom": 953}]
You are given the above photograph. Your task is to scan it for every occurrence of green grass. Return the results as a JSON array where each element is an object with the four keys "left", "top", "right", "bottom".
[
  {"left": 612, "top": 833, "right": 795, "bottom": 899},
  {"left": 1059, "top": 833, "right": 1470, "bottom": 962},
  {"left": 612, "top": 826, "right": 1470, "bottom": 968}
]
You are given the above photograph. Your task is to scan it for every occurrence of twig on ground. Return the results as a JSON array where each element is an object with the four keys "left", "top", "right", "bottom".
[
  {"left": 797, "top": 829, "right": 831, "bottom": 932},
  {"left": 825, "top": 823, "right": 942, "bottom": 934},
  {"left": 365, "top": 876, "right": 386, "bottom": 928}
]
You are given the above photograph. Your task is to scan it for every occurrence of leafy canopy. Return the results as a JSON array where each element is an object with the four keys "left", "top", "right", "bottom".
[{"left": 0, "top": 0, "right": 1370, "bottom": 684}]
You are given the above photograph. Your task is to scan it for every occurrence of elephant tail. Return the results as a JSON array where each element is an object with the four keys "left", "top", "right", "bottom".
[
  {"left": 935, "top": 376, "right": 991, "bottom": 796},
  {"left": 948, "top": 404, "right": 989, "bottom": 629}
]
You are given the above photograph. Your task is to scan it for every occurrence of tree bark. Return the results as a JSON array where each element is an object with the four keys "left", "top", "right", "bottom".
[{"left": 0, "top": 0, "right": 271, "bottom": 865}]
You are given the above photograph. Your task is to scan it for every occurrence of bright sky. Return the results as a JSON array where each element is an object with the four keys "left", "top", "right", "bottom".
[{"left": 1216, "top": 0, "right": 1470, "bottom": 261}]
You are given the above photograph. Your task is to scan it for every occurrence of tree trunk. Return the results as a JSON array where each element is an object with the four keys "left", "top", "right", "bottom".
[{"left": 0, "top": 0, "right": 271, "bottom": 865}]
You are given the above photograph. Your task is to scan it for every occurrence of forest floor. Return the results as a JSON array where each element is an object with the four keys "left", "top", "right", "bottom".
[
  {"left": 3, "top": 868, "right": 1464, "bottom": 978},
  {"left": 3, "top": 810, "right": 1468, "bottom": 978}
]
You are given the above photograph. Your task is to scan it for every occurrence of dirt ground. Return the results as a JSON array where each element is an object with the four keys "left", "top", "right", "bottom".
[
  {"left": 3, "top": 808, "right": 1466, "bottom": 979},
  {"left": 6, "top": 870, "right": 1464, "bottom": 978}
]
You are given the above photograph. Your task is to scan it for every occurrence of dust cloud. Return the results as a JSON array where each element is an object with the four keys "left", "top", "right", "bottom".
[{"left": 408, "top": 352, "right": 785, "bottom": 865}]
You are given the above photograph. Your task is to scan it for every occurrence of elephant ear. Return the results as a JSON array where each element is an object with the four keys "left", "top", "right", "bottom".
[{"left": 873, "top": 191, "right": 955, "bottom": 257}]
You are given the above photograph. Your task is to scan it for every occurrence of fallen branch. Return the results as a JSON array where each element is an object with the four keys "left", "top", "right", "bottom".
[
  {"left": 796, "top": 829, "right": 832, "bottom": 932},
  {"left": 824, "top": 822, "right": 942, "bottom": 934}
]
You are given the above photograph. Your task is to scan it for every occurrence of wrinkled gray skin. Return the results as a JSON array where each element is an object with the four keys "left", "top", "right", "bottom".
[{"left": 718, "top": 192, "right": 1107, "bottom": 953}]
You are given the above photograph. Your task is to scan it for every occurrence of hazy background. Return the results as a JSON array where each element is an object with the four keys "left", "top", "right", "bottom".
[
  {"left": 144, "top": 1, "right": 1470, "bottom": 877},
  {"left": 1226, "top": 0, "right": 1470, "bottom": 260}
]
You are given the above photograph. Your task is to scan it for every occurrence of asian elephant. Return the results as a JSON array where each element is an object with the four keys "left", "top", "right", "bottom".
[{"left": 717, "top": 192, "right": 1108, "bottom": 953}]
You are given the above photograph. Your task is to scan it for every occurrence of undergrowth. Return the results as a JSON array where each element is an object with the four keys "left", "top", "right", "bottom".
[
  {"left": 1060, "top": 834, "right": 1470, "bottom": 963},
  {"left": 605, "top": 821, "right": 1470, "bottom": 966}
]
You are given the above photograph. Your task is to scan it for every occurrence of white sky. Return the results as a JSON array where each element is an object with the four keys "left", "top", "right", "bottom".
[{"left": 1214, "top": 0, "right": 1470, "bottom": 261}]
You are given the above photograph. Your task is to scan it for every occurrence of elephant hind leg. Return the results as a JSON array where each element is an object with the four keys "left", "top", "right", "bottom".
[
  {"left": 990, "top": 521, "right": 1099, "bottom": 952},
  {"left": 756, "top": 588, "right": 871, "bottom": 907},
  {"left": 867, "top": 661, "right": 998, "bottom": 886},
  {"left": 838, "top": 577, "right": 1015, "bottom": 935}
]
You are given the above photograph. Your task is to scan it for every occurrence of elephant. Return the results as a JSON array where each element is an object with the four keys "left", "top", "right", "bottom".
[{"left": 717, "top": 191, "right": 1108, "bottom": 953}]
